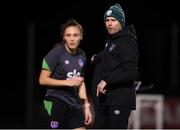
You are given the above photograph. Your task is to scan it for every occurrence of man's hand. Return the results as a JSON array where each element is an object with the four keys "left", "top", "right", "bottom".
[
  {"left": 96, "top": 80, "right": 107, "bottom": 96},
  {"left": 90, "top": 54, "right": 96, "bottom": 63}
]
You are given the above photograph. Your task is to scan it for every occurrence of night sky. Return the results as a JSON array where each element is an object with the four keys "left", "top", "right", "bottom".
[{"left": 1, "top": 0, "right": 180, "bottom": 128}]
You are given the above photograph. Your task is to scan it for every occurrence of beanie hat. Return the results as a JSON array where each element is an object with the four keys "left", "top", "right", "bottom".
[{"left": 104, "top": 4, "right": 125, "bottom": 27}]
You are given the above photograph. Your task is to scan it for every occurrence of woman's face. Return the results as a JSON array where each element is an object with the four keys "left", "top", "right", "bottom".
[{"left": 63, "top": 26, "right": 82, "bottom": 52}]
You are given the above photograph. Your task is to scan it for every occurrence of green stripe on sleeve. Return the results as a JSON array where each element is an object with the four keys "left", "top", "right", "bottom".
[
  {"left": 42, "top": 59, "right": 50, "bottom": 70},
  {"left": 43, "top": 100, "right": 53, "bottom": 116}
]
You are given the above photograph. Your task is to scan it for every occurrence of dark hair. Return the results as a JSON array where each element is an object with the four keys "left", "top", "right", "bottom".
[{"left": 60, "top": 18, "right": 84, "bottom": 38}]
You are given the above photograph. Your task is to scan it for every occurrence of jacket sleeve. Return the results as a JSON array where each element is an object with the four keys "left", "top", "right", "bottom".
[
  {"left": 103, "top": 39, "right": 139, "bottom": 85},
  {"left": 93, "top": 50, "right": 104, "bottom": 64}
]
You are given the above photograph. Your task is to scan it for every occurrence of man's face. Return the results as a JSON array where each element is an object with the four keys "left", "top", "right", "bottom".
[{"left": 105, "top": 17, "right": 122, "bottom": 35}]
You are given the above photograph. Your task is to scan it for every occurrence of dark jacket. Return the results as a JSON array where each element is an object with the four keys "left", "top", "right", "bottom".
[{"left": 92, "top": 25, "right": 139, "bottom": 109}]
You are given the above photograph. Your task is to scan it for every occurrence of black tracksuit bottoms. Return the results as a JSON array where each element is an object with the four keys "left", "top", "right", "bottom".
[{"left": 93, "top": 104, "right": 131, "bottom": 129}]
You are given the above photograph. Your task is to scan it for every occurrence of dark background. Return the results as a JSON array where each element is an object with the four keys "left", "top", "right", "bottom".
[{"left": 1, "top": 0, "right": 179, "bottom": 128}]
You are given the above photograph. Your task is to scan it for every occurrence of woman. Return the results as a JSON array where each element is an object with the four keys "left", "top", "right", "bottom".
[{"left": 39, "top": 18, "right": 92, "bottom": 129}]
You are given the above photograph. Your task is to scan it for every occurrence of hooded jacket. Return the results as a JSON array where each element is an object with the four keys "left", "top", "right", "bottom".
[{"left": 92, "top": 25, "right": 139, "bottom": 109}]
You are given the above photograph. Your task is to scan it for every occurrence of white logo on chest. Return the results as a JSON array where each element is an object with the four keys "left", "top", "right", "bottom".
[{"left": 67, "top": 69, "right": 80, "bottom": 79}]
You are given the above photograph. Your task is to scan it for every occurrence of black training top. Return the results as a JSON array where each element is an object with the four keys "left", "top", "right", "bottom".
[{"left": 42, "top": 43, "right": 86, "bottom": 108}]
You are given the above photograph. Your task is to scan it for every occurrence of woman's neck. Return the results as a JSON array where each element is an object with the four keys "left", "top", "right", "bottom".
[{"left": 65, "top": 44, "right": 76, "bottom": 54}]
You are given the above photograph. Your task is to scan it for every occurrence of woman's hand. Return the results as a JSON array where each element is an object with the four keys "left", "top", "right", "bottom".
[
  {"left": 67, "top": 76, "right": 84, "bottom": 87},
  {"left": 84, "top": 103, "right": 93, "bottom": 125}
]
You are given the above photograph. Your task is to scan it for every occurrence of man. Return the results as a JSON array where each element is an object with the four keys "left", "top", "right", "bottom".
[{"left": 91, "top": 3, "right": 139, "bottom": 129}]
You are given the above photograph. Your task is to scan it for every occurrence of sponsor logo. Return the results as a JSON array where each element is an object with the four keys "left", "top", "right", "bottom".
[{"left": 67, "top": 69, "right": 80, "bottom": 79}]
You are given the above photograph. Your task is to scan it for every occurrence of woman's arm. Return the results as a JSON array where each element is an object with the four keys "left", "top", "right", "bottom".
[
  {"left": 39, "top": 69, "right": 83, "bottom": 87},
  {"left": 79, "top": 81, "right": 92, "bottom": 125}
]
